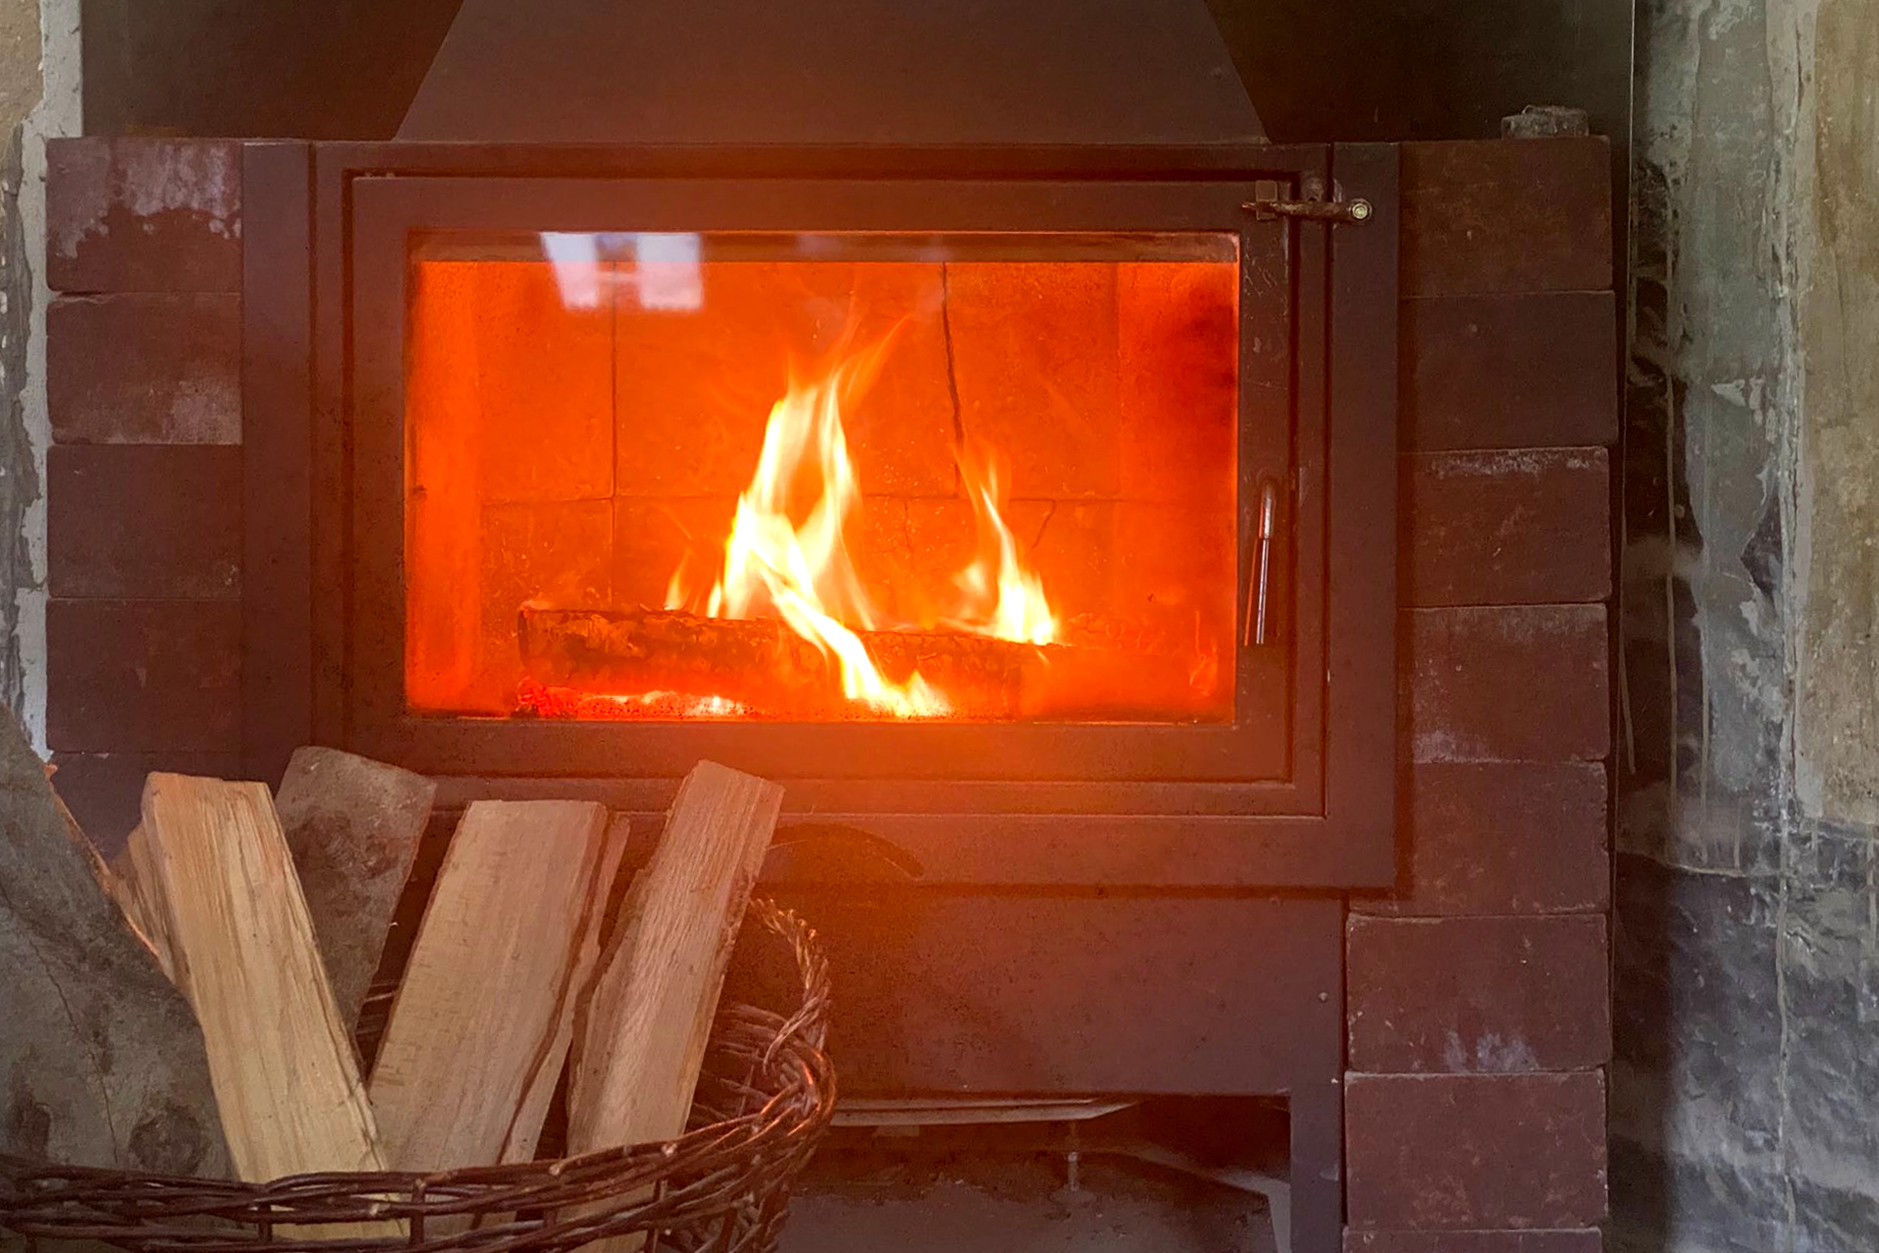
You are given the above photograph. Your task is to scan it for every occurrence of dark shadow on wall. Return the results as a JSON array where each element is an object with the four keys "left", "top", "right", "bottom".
[
  {"left": 82, "top": 0, "right": 467, "bottom": 140},
  {"left": 82, "top": 0, "right": 1630, "bottom": 152}
]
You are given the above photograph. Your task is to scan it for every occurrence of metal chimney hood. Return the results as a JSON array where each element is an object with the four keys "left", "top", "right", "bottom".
[{"left": 398, "top": 0, "right": 1264, "bottom": 146}]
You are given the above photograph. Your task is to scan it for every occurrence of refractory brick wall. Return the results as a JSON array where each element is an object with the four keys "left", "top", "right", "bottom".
[
  {"left": 43, "top": 138, "right": 246, "bottom": 849},
  {"left": 40, "top": 135, "right": 1616, "bottom": 1251},
  {"left": 1347, "top": 137, "right": 1615, "bottom": 1250}
]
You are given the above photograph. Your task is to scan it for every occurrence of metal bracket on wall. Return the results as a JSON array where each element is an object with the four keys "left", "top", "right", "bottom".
[{"left": 1246, "top": 174, "right": 1373, "bottom": 225}]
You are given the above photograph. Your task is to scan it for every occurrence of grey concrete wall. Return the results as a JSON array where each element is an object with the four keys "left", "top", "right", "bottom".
[
  {"left": 1614, "top": 0, "right": 1879, "bottom": 1247},
  {"left": 1, "top": 0, "right": 45, "bottom": 725},
  {"left": 0, "top": 0, "right": 77, "bottom": 746}
]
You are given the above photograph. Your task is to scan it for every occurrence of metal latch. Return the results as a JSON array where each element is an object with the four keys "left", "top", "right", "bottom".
[{"left": 1245, "top": 174, "right": 1373, "bottom": 225}]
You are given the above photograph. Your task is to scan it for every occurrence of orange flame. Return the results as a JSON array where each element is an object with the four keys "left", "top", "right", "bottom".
[
  {"left": 666, "top": 325, "right": 1057, "bottom": 717},
  {"left": 948, "top": 441, "right": 1057, "bottom": 646}
]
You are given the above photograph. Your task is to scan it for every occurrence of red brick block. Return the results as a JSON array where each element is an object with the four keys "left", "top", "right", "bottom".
[
  {"left": 1116, "top": 259, "right": 1239, "bottom": 504},
  {"left": 408, "top": 259, "right": 614, "bottom": 503},
  {"left": 1402, "top": 292, "right": 1618, "bottom": 452},
  {"left": 472, "top": 499, "right": 614, "bottom": 710},
  {"left": 1405, "top": 448, "right": 1610, "bottom": 606},
  {"left": 48, "top": 445, "right": 241, "bottom": 599},
  {"left": 47, "top": 599, "right": 241, "bottom": 753},
  {"left": 47, "top": 139, "right": 241, "bottom": 293},
  {"left": 948, "top": 260, "right": 1121, "bottom": 499},
  {"left": 48, "top": 294, "right": 241, "bottom": 444},
  {"left": 1348, "top": 915, "right": 1610, "bottom": 1073},
  {"left": 1406, "top": 605, "right": 1609, "bottom": 762},
  {"left": 614, "top": 259, "right": 955, "bottom": 498},
  {"left": 1347, "top": 1230, "right": 1602, "bottom": 1252},
  {"left": 1361, "top": 762, "right": 1610, "bottom": 915},
  {"left": 613, "top": 496, "right": 737, "bottom": 611},
  {"left": 1401, "top": 138, "right": 1612, "bottom": 298},
  {"left": 1346, "top": 1072, "right": 1607, "bottom": 1229}
]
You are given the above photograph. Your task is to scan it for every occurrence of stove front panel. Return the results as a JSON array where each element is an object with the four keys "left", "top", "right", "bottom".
[{"left": 255, "top": 144, "right": 1399, "bottom": 887}]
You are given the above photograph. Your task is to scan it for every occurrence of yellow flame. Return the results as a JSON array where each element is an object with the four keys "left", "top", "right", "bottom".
[
  {"left": 669, "top": 324, "right": 1056, "bottom": 717},
  {"left": 948, "top": 442, "right": 1057, "bottom": 646}
]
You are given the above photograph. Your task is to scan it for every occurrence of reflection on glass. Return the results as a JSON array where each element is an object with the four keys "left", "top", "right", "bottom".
[{"left": 404, "top": 232, "right": 1241, "bottom": 724}]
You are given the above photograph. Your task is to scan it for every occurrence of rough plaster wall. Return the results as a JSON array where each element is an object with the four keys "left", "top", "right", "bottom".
[
  {"left": 1792, "top": 0, "right": 1879, "bottom": 827},
  {"left": 0, "top": 0, "right": 75, "bottom": 746},
  {"left": 1615, "top": 0, "right": 1879, "bottom": 1248},
  {"left": 0, "top": 0, "right": 43, "bottom": 726}
]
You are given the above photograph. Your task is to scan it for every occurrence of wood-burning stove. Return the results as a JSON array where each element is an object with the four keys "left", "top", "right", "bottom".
[
  {"left": 219, "top": 11, "right": 1406, "bottom": 1244},
  {"left": 46, "top": 115, "right": 1616, "bottom": 1252},
  {"left": 241, "top": 141, "right": 1398, "bottom": 892},
  {"left": 19, "top": 0, "right": 1443, "bottom": 1244}
]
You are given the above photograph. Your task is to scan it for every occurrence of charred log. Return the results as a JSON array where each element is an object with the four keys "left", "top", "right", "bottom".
[
  {"left": 517, "top": 605, "right": 1204, "bottom": 720},
  {"left": 518, "top": 606, "right": 1042, "bottom": 716}
]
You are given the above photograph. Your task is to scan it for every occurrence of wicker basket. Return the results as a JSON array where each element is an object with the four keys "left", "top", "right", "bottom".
[{"left": 0, "top": 900, "right": 834, "bottom": 1253}]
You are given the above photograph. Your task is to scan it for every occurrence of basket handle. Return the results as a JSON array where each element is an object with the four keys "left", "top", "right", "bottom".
[{"left": 748, "top": 898, "right": 830, "bottom": 1062}]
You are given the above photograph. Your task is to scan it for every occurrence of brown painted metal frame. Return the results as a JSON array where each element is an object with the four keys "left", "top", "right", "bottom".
[{"left": 242, "top": 141, "right": 1398, "bottom": 890}]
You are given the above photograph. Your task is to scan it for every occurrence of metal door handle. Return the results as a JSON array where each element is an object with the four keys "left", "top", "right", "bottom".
[{"left": 1243, "top": 480, "right": 1279, "bottom": 647}]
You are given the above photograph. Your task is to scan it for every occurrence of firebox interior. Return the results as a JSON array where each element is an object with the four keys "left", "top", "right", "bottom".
[{"left": 403, "top": 231, "right": 1243, "bottom": 724}]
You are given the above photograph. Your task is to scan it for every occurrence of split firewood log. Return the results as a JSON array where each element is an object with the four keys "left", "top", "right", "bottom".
[
  {"left": 566, "top": 761, "right": 782, "bottom": 1253},
  {"left": 368, "top": 800, "right": 626, "bottom": 1175},
  {"left": 517, "top": 604, "right": 1201, "bottom": 720},
  {"left": 119, "top": 774, "right": 394, "bottom": 1240},
  {"left": 273, "top": 746, "right": 436, "bottom": 1034}
]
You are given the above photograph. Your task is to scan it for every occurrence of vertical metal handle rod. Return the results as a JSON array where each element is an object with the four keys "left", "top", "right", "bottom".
[{"left": 1243, "top": 480, "right": 1278, "bottom": 647}]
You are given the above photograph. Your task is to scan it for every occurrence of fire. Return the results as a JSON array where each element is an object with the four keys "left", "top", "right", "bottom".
[
  {"left": 665, "top": 326, "right": 1058, "bottom": 717},
  {"left": 948, "top": 440, "right": 1057, "bottom": 646}
]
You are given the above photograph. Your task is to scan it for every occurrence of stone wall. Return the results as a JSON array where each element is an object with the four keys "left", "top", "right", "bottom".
[{"left": 1613, "top": 0, "right": 1879, "bottom": 1247}]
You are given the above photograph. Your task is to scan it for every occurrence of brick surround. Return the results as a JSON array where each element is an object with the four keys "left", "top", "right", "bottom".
[
  {"left": 1348, "top": 137, "right": 1614, "bottom": 1249},
  {"left": 42, "top": 135, "right": 1615, "bottom": 1249}
]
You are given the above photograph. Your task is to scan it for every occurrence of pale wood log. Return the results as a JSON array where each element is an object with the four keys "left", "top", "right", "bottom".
[
  {"left": 111, "top": 824, "right": 176, "bottom": 979},
  {"left": 0, "top": 716, "right": 229, "bottom": 1179},
  {"left": 567, "top": 761, "right": 781, "bottom": 1253},
  {"left": 498, "top": 812, "right": 633, "bottom": 1167},
  {"left": 131, "top": 773, "right": 389, "bottom": 1239},
  {"left": 368, "top": 800, "right": 622, "bottom": 1175},
  {"left": 274, "top": 746, "right": 437, "bottom": 1033}
]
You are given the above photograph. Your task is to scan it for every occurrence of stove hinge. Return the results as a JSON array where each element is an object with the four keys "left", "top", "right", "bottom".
[{"left": 1245, "top": 174, "right": 1373, "bottom": 225}]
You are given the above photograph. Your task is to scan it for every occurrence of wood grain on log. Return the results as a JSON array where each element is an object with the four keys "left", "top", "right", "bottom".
[
  {"left": 1, "top": 713, "right": 230, "bottom": 1178},
  {"left": 567, "top": 762, "right": 781, "bottom": 1252},
  {"left": 368, "top": 800, "right": 622, "bottom": 1177},
  {"left": 128, "top": 773, "right": 391, "bottom": 1238}
]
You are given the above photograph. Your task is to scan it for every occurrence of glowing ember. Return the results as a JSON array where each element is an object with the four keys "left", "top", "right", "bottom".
[
  {"left": 517, "top": 680, "right": 751, "bottom": 721},
  {"left": 663, "top": 326, "right": 1058, "bottom": 719}
]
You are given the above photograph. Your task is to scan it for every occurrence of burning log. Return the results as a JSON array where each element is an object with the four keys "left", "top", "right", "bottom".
[
  {"left": 519, "top": 604, "right": 1047, "bottom": 717},
  {"left": 517, "top": 604, "right": 1208, "bottom": 721}
]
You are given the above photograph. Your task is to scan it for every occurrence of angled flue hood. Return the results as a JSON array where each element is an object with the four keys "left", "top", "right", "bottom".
[{"left": 398, "top": 0, "right": 1263, "bottom": 146}]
